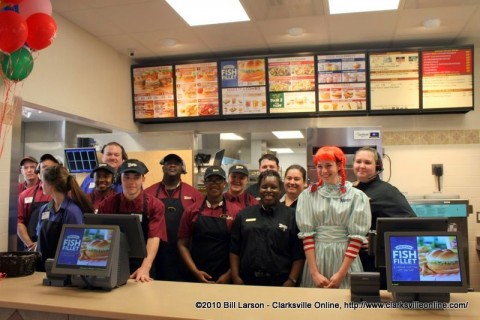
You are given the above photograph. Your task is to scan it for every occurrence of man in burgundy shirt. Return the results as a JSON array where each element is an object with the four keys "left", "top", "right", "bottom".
[
  {"left": 97, "top": 159, "right": 167, "bottom": 282},
  {"left": 17, "top": 154, "right": 59, "bottom": 251},
  {"left": 18, "top": 156, "right": 39, "bottom": 195}
]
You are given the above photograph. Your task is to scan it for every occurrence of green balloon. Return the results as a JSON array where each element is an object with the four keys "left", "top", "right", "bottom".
[{"left": 1, "top": 47, "right": 34, "bottom": 81}]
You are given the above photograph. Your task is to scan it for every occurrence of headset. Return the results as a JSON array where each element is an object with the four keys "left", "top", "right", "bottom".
[{"left": 375, "top": 150, "right": 384, "bottom": 173}]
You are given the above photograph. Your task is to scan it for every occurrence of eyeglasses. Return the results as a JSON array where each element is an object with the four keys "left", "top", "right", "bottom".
[{"left": 204, "top": 178, "right": 225, "bottom": 185}]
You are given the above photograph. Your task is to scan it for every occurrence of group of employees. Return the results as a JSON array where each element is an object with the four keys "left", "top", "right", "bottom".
[{"left": 16, "top": 143, "right": 414, "bottom": 287}]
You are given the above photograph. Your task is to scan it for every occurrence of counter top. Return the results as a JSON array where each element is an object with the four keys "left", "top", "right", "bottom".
[{"left": 0, "top": 272, "right": 477, "bottom": 320}]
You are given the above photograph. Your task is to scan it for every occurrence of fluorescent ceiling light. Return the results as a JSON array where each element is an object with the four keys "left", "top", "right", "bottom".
[
  {"left": 166, "top": 0, "right": 250, "bottom": 26},
  {"left": 220, "top": 133, "right": 245, "bottom": 140},
  {"left": 269, "top": 148, "right": 294, "bottom": 154},
  {"left": 328, "top": 0, "right": 400, "bottom": 15},
  {"left": 272, "top": 130, "right": 304, "bottom": 139}
]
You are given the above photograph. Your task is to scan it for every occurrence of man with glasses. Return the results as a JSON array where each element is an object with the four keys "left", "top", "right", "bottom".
[
  {"left": 18, "top": 156, "right": 39, "bottom": 195},
  {"left": 145, "top": 153, "right": 203, "bottom": 281},
  {"left": 178, "top": 166, "right": 241, "bottom": 284},
  {"left": 17, "top": 154, "right": 59, "bottom": 251}
]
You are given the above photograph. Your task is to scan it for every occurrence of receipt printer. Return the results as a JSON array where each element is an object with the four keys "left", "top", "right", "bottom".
[
  {"left": 350, "top": 272, "right": 380, "bottom": 302},
  {"left": 42, "top": 258, "right": 71, "bottom": 287}
]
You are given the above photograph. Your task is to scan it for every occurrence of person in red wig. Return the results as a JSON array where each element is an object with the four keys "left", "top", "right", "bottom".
[{"left": 295, "top": 146, "right": 371, "bottom": 288}]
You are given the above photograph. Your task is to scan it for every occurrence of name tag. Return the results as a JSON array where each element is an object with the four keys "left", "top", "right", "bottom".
[
  {"left": 25, "top": 197, "right": 33, "bottom": 204},
  {"left": 88, "top": 182, "right": 95, "bottom": 189},
  {"left": 184, "top": 196, "right": 192, "bottom": 200},
  {"left": 246, "top": 218, "right": 256, "bottom": 222},
  {"left": 41, "top": 211, "right": 50, "bottom": 220}
]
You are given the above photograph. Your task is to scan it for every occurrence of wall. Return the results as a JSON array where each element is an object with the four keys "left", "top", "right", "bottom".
[{"left": 21, "top": 14, "right": 137, "bottom": 133}]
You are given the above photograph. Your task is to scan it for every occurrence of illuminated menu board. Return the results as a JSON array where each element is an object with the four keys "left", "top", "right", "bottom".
[
  {"left": 220, "top": 59, "right": 267, "bottom": 115},
  {"left": 370, "top": 51, "right": 420, "bottom": 110},
  {"left": 317, "top": 53, "right": 367, "bottom": 112},
  {"left": 132, "top": 66, "right": 174, "bottom": 119},
  {"left": 267, "top": 56, "right": 316, "bottom": 114},
  {"left": 175, "top": 62, "right": 219, "bottom": 117},
  {"left": 422, "top": 48, "right": 473, "bottom": 110}
]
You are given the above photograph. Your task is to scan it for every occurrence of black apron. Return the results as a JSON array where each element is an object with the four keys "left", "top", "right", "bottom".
[
  {"left": 36, "top": 201, "right": 65, "bottom": 272},
  {"left": 190, "top": 198, "right": 230, "bottom": 282},
  {"left": 154, "top": 184, "right": 190, "bottom": 281},
  {"left": 114, "top": 193, "right": 153, "bottom": 277},
  {"left": 26, "top": 185, "right": 50, "bottom": 244}
]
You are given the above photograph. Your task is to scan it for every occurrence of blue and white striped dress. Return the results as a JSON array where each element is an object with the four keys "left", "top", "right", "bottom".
[{"left": 296, "top": 181, "right": 371, "bottom": 288}]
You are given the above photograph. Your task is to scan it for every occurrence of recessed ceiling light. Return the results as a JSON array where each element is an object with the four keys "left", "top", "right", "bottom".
[
  {"left": 272, "top": 131, "right": 304, "bottom": 139},
  {"left": 161, "top": 38, "right": 177, "bottom": 47},
  {"left": 220, "top": 133, "right": 245, "bottom": 140},
  {"left": 423, "top": 18, "right": 441, "bottom": 29},
  {"left": 288, "top": 27, "right": 304, "bottom": 37},
  {"left": 166, "top": 0, "right": 250, "bottom": 26},
  {"left": 269, "top": 148, "right": 294, "bottom": 154},
  {"left": 328, "top": 0, "right": 400, "bottom": 15}
]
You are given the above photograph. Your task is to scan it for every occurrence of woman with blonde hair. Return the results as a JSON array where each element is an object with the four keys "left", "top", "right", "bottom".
[
  {"left": 36, "top": 165, "right": 94, "bottom": 271},
  {"left": 296, "top": 146, "right": 371, "bottom": 289}
]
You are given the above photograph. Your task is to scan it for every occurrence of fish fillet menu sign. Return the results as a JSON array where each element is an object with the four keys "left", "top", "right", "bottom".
[{"left": 422, "top": 48, "right": 473, "bottom": 110}]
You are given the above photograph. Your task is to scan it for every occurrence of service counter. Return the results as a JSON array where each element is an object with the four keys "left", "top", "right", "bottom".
[{"left": 0, "top": 272, "right": 477, "bottom": 320}]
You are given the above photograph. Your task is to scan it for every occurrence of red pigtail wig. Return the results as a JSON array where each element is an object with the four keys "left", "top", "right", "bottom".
[{"left": 313, "top": 146, "right": 347, "bottom": 193}]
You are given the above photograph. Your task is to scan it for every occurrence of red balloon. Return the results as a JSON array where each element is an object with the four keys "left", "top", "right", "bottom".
[
  {"left": 0, "top": 11, "right": 28, "bottom": 53},
  {"left": 26, "top": 13, "right": 57, "bottom": 50}
]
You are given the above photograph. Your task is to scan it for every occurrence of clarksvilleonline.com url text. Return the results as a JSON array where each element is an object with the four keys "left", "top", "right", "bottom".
[{"left": 344, "top": 301, "right": 469, "bottom": 309}]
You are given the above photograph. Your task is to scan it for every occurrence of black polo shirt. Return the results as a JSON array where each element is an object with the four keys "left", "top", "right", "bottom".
[{"left": 230, "top": 204, "right": 304, "bottom": 277}]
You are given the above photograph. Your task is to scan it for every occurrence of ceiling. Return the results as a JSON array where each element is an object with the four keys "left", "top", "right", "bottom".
[
  {"left": 24, "top": 0, "right": 480, "bottom": 152},
  {"left": 50, "top": 0, "right": 480, "bottom": 61}
]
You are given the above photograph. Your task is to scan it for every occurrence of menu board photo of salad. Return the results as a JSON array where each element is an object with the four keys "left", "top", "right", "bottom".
[
  {"left": 317, "top": 53, "right": 367, "bottom": 112},
  {"left": 220, "top": 59, "right": 267, "bottom": 116},
  {"left": 422, "top": 48, "right": 473, "bottom": 110},
  {"left": 132, "top": 66, "right": 174, "bottom": 119},
  {"left": 176, "top": 62, "right": 220, "bottom": 118},
  {"left": 267, "top": 56, "right": 316, "bottom": 113},
  {"left": 369, "top": 51, "right": 420, "bottom": 110}
]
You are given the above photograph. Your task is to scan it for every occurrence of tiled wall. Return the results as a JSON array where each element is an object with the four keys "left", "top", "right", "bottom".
[{"left": 384, "top": 129, "right": 480, "bottom": 145}]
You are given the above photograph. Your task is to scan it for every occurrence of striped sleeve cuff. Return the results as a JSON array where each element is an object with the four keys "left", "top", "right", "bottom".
[
  {"left": 345, "top": 238, "right": 362, "bottom": 258},
  {"left": 303, "top": 236, "right": 315, "bottom": 252}
]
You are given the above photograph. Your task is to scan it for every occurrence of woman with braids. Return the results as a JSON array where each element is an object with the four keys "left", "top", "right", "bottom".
[
  {"left": 36, "top": 165, "right": 94, "bottom": 271},
  {"left": 296, "top": 146, "right": 371, "bottom": 289}
]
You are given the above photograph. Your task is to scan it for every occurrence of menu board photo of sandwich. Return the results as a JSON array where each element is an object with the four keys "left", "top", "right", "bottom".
[
  {"left": 132, "top": 66, "right": 174, "bottom": 119},
  {"left": 220, "top": 59, "right": 266, "bottom": 87},
  {"left": 176, "top": 62, "right": 220, "bottom": 117},
  {"left": 422, "top": 48, "right": 473, "bottom": 110},
  {"left": 267, "top": 56, "right": 316, "bottom": 113},
  {"left": 370, "top": 51, "right": 420, "bottom": 110},
  {"left": 317, "top": 53, "right": 367, "bottom": 112}
]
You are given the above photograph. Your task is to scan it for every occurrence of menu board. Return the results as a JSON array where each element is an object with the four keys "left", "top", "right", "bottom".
[
  {"left": 317, "top": 53, "right": 367, "bottom": 112},
  {"left": 132, "top": 66, "right": 174, "bottom": 119},
  {"left": 220, "top": 59, "right": 267, "bottom": 115},
  {"left": 422, "top": 48, "right": 473, "bottom": 110},
  {"left": 267, "top": 56, "right": 316, "bottom": 113},
  {"left": 131, "top": 45, "right": 473, "bottom": 123},
  {"left": 370, "top": 51, "right": 420, "bottom": 110},
  {"left": 176, "top": 62, "right": 220, "bottom": 117}
]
